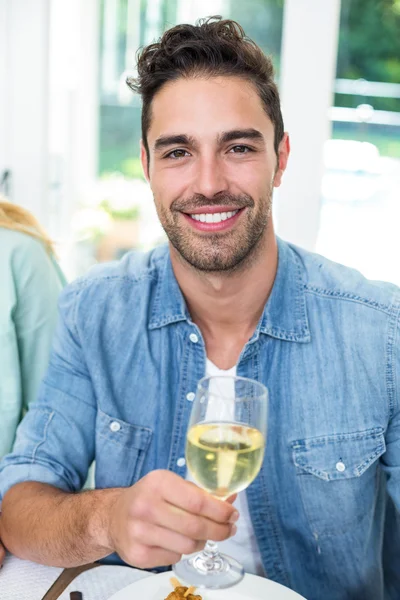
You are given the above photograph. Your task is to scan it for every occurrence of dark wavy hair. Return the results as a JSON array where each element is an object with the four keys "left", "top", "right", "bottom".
[{"left": 127, "top": 16, "right": 284, "bottom": 162}]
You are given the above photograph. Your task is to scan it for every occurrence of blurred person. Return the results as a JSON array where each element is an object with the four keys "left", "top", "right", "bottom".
[
  {"left": 0, "top": 199, "right": 66, "bottom": 457},
  {"left": 0, "top": 199, "right": 66, "bottom": 566},
  {"left": 0, "top": 17, "right": 400, "bottom": 600}
]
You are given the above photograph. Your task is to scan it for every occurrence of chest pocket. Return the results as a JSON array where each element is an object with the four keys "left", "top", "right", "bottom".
[
  {"left": 291, "top": 427, "right": 386, "bottom": 537},
  {"left": 96, "top": 409, "right": 152, "bottom": 488}
]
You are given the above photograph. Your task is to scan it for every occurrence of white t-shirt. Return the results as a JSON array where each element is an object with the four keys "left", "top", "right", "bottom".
[{"left": 186, "top": 359, "right": 265, "bottom": 576}]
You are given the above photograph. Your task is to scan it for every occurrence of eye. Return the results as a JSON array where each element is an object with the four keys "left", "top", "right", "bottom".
[
  {"left": 165, "top": 149, "right": 190, "bottom": 159},
  {"left": 229, "top": 145, "right": 253, "bottom": 154}
]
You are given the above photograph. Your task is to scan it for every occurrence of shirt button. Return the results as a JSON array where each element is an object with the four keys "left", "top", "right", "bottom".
[
  {"left": 177, "top": 457, "right": 186, "bottom": 467},
  {"left": 186, "top": 392, "right": 195, "bottom": 402},
  {"left": 336, "top": 461, "right": 346, "bottom": 472},
  {"left": 110, "top": 421, "right": 121, "bottom": 432},
  {"left": 189, "top": 333, "right": 199, "bottom": 343}
]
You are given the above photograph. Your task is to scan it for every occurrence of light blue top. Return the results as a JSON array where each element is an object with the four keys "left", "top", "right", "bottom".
[
  {"left": 0, "top": 228, "right": 66, "bottom": 457},
  {"left": 1, "top": 238, "right": 400, "bottom": 599}
]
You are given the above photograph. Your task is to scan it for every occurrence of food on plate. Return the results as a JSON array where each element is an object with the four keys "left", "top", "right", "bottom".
[{"left": 165, "top": 577, "right": 202, "bottom": 599}]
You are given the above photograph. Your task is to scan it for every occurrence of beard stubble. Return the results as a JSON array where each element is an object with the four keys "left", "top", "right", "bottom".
[{"left": 156, "top": 188, "right": 273, "bottom": 273}]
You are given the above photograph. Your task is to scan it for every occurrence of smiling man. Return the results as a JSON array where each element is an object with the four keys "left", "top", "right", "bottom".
[
  {"left": 1, "top": 17, "right": 400, "bottom": 600},
  {"left": 146, "top": 76, "right": 282, "bottom": 276}
]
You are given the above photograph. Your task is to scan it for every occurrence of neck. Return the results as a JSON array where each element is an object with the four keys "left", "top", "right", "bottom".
[{"left": 170, "top": 227, "right": 278, "bottom": 369}]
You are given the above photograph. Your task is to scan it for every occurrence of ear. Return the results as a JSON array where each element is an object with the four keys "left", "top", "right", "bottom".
[
  {"left": 273, "top": 133, "right": 290, "bottom": 188},
  {"left": 140, "top": 140, "right": 150, "bottom": 182}
]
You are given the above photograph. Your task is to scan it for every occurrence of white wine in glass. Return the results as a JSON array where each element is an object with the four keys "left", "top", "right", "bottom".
[
  {"left": 186, "top": 422, "right": 265, "bottom": 499},
  {"left": 173, "top": 375, "right": 268, "bottom": 589}
]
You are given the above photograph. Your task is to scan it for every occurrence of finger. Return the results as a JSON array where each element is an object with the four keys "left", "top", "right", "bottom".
[
  {"left": 122, "top": 543, "right": 183, "bottom": 570},
  {"left": 153, "top": 501, "right": 235, "bottom": 542},
  {"left": 131, "top": 521, "right": 205, "bottom": 556},
  {"left": 160, "top": 478, "right": 238, "bottom": 524},
  {"left": 0, "top": 541, "right": 5, "bottom": 568}
]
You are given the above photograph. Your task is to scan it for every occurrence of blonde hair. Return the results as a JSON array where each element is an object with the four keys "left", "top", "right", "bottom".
[{"left": 0, "top": 197, "right": 54, "bottom": 254}]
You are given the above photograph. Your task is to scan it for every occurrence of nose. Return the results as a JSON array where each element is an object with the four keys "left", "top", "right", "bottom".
[{"left": 193, "top": 154, "right": 228, "bottom": 199}]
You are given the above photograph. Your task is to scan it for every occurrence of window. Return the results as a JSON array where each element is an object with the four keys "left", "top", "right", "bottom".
[{"left": 316, "top": 0, "right": 400, "bottom": 285}]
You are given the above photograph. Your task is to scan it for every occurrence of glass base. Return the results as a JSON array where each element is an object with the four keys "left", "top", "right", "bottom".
[{"left": 173, "top": 549, "right": 245, "bottom": 589}]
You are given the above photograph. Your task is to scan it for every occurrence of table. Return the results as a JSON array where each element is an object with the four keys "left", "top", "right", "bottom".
[{"left": 0, "top": 554, "right": 151, "bottom": 600}]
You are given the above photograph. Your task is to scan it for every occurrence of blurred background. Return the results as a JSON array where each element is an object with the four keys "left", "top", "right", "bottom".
[{"left": 1, "top": 0, "right": 399, "bottom": 283}]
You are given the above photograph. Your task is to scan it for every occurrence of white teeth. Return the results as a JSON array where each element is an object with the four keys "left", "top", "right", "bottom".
[{"left": 190, "top": 209, "right": 239, "bottom": 223}]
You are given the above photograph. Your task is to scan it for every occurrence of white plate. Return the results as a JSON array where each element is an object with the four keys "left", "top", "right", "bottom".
[{"left": 108, "top": 570, "right": 307, "bottom": 600}]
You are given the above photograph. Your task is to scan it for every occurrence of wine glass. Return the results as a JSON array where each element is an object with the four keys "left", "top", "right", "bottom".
[{"left": 173, "top": 375, "right": 268, "bottom": 589}]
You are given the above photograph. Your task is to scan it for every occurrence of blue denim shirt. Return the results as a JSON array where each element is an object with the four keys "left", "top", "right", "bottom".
[{"left": 1, "top": 238, "right": 400, "bottom": 600}]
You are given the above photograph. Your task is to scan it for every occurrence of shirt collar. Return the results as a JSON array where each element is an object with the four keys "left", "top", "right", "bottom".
[
  {"left": 149, "top": 247, "right": 189, "bottom": 329},
  {"left": 149, "top": 238, "right": 310, "bottom": 343},
  {"left": 258, "top": 237, "right": 310, "bottom": 342}
]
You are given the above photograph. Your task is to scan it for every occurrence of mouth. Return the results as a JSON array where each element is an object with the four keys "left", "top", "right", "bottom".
[{"left": 181, "top": 206, "right": 246, "bottom": 232}]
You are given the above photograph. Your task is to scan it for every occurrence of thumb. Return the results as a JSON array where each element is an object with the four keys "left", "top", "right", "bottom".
[{"left": 225, "top": 494, "right": 237, "bottom": 505}]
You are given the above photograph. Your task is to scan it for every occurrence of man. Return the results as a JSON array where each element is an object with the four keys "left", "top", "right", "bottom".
[{"left": 0, "top": 16, "right": 399, "bottom": 600}]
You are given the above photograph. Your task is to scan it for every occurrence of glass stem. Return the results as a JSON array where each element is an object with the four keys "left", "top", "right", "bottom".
[{"left": 202, "top": 541, "right": 221, "bottom": 569}]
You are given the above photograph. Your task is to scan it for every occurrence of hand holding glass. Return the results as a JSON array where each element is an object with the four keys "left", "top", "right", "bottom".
[{"left": 173, "top": 375, "right": 268, "bottom": 588}]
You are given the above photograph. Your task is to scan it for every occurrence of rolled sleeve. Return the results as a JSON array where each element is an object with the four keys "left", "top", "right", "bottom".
[{"left": 0, "top": 282, "right": 96, "bottom": 501}]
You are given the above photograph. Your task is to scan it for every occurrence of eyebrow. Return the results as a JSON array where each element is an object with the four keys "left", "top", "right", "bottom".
[
  {"left": 218, "top": 128, "right": 265, "bottom": 144},
  {"left": 154, "top": 134, "right": 196, "bottom": 152}
]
